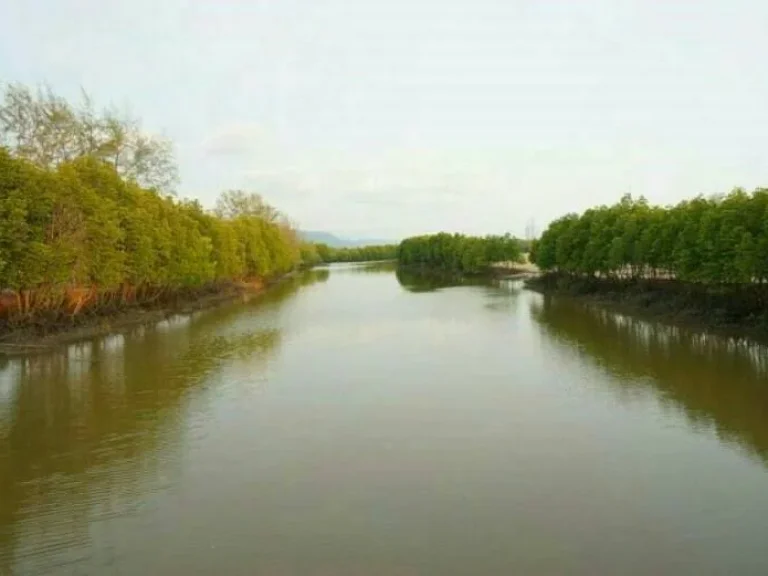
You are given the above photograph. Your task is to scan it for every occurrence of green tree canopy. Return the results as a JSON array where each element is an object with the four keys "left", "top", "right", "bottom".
[{"left": 531, "top": 191, "right": 768, "bottom": 285}]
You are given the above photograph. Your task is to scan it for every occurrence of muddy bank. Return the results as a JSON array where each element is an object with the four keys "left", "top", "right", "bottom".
[
  {"left": 0, "top": 279, "right": 280, "bottom": 355},
  {"left": 525, "top": 273, "right": 768, "bottom": 341}
]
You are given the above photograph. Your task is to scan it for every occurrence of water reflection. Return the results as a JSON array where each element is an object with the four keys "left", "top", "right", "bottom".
[
  {"left": 328, "top": 261, "right": 397, "bottom": 274},
  {"left": 3, "top": 268, "right": 768, "bottom": 574},
  {"left": 293, "top": 267, "right": 330, "bottom": 284},
  {"left": 0, "top": 270, "right": 325, "bottom": 575},
  {"left": 531, "top": 295, "right": 768, "bottom": 465},
  {"left": 395, "top": 267, "right": 495, "bottom": 293},
  {"left": 483, "top": 279, "right": 523, "bottom": 312}
]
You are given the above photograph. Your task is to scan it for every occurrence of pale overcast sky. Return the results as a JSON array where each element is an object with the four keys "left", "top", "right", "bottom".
[{"left": 1, "top": 0, "right": 767, "bottom": 239}]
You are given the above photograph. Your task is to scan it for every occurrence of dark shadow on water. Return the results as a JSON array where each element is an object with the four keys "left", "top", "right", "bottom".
[
  {"left": 395, "top": 267, "right": 496, "bottom": 293},
  {"left": 531, "top": 294, "right": 768, "bottom": 467}
]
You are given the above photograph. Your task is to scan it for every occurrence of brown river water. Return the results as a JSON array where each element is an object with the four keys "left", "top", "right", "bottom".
[{"left": 1, "top": 263, "right": 768, "bottom": 575}]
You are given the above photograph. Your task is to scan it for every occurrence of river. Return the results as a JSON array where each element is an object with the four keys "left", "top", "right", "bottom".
[{"left": 1, "top": 263, "right": 768, "bottom": 575}]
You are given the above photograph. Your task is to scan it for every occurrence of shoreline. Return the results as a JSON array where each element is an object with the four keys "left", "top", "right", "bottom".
[
  {"left": 393, "top": 265, "right": 768, "bottom": 342},
  {"left": 524, "top": 273, "right": 768, "bottom": 343},
  {"left": 0, "top": 276, "right": 292, "bottom": 356}
]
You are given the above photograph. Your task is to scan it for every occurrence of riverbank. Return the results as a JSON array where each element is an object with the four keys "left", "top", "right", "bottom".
[
  {"left": 525, "top": 273, "right": 768, "bottom": 340},
  {"left": 489, "top": 260, "right": 539, "bottom": 278},
  {"left": 0, "top": 278, "right": 285, "bottom": 355}
]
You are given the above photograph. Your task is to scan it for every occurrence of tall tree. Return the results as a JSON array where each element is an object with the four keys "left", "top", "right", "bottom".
[
  {"left": 0, "top": 83, "right": 178, "bottom": 192},
  {"left": 215, "top": 189, "right": 281, "bottom": 222}
]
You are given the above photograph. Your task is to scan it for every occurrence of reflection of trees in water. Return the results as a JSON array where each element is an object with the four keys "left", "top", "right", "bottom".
[
  {"left": 394, "top": 268, "right": 521, "bottom": 313},
  {"left": 483, "top": 279, "right": 522, "bottom": 312},
  {"left": 0, "top": 269, "right": 325, "bottom": 574},
  {"left": 337, "top": 261, "right": 397, "bottom": 274},
  {"left": 294, "top": 267, "right": 330, "bottom": 285},
  {"left": 395, "top": 267, "right": 494, "bottom": 293},
  {"left": 531, "top": 296, "right": 768, "bottom": 466}
]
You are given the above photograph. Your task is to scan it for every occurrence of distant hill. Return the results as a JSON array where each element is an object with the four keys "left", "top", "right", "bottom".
[{"left": 300, "top": 231, "right": 397, "bottom": 248}]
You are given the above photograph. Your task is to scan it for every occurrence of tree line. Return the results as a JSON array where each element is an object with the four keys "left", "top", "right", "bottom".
[
  {"left": 311, "top": 243, "right": 398, "bottom": 264},
  {"left": 530, "top": 191, "right": 768, "bottom": 285},
  {"left": 0, "top": 84, "right": 305, "bottom": 323},
  {"left": 397, "top": 233, "right": 523, "bottom": 274}
]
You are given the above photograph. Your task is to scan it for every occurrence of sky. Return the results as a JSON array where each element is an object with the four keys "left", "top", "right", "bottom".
[{"left": 1, "top": 0, "right": 767, "bottom": 239}]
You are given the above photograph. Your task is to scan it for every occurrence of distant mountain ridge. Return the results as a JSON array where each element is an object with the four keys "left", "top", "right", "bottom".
[{"left": 300, "top": 230, "right": 398, "bottom": 248}]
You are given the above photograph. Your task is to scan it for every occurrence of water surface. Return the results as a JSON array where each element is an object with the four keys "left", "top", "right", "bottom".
[{"left": 2, "top": 264, "right": 768, "bottom": 575}]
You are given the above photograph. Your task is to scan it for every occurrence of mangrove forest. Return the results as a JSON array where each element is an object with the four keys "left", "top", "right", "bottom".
[
  {"left": 530, "top": 191, "right": 768, "bottom": 284},
  {"left": 529, "top": 191, "right": 768, "bottom": 328},
  {"left": 0, "top": 84, "right": 308, "bottom": 327},
  {"left": 397, "top": 233, "right": 523, "bottom": 274}
]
